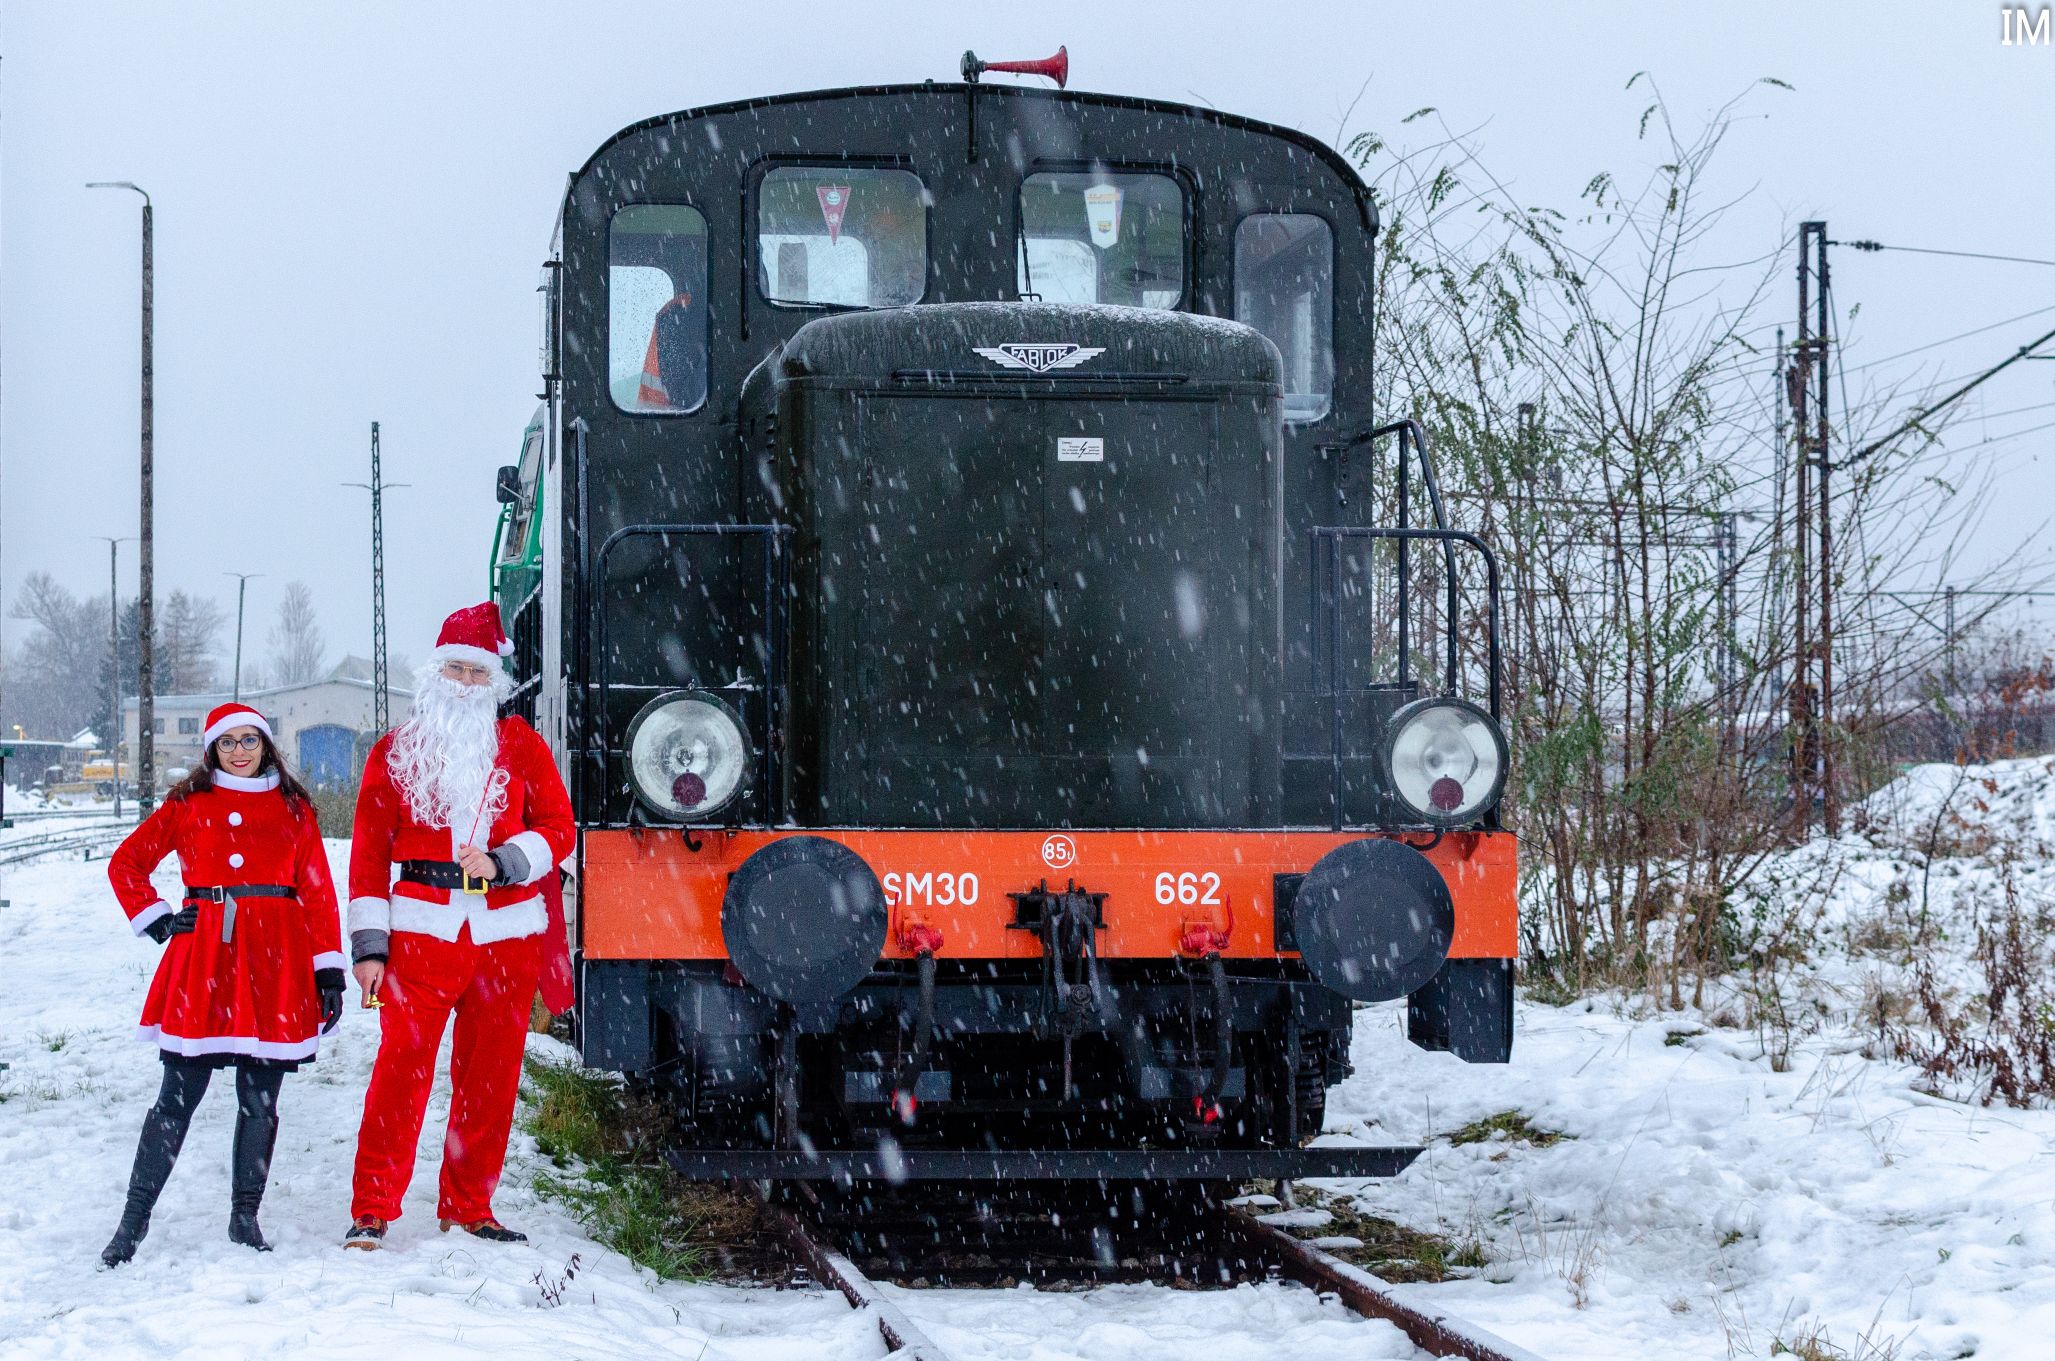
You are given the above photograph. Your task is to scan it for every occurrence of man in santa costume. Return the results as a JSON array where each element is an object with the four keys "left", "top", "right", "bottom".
[{"left": 343, "top": 603, "right": 573, "bottom": 1249}]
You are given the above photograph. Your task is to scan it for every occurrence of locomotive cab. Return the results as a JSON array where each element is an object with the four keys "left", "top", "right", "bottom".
[{"left": 499, "top": 77, "right": 1517, "bottom": 1181}]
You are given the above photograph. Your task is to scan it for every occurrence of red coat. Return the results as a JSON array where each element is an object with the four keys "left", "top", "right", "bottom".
[
  {"left": 108, "top": 771, "right": 343, "bottom": 1063},
  {"left": 347, "top": 716, "right": 575, "bottom": 948}
]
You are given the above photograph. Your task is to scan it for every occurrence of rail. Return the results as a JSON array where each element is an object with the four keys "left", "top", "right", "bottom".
[
  {"left": 753, "top": 1190, "right": 952, "bottom": 1361},
  {"left": 1218, "top": 1206, "right": 1550, "bottom": 1361},
  {"left": 0, "top": 826, "right": 131, "bottom": 867}
]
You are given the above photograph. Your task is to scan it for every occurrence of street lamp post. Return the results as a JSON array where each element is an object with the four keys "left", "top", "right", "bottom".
[
  {"left": 93, "top": 536, "right": 137, "bottom": 817},
  {"left": 224, "top": 572, "right": 263, "bottom": 701},
  {"left": 87, "top": 181, "right": 156, "bottom": 813}
]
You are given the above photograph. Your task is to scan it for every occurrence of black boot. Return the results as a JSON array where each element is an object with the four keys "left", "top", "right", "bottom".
[
  {"left": 229, "top": 1065, "right": 282, "bottom": 1252},
  {"left": 103, "top": 1060, "right": 211, "bottom": 1268},
  {"left": 100, "top": 1212, "right": 150, "bottom": 1268}
]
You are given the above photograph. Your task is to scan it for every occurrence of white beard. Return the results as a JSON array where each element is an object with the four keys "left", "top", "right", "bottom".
[{"left": 388, "top": 669, "right": 510, "bottom": 833}]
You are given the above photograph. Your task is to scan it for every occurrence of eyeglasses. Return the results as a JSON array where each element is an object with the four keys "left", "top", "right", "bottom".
[{"left": 214, "top": 734, "right": 263, "bottom": 753}]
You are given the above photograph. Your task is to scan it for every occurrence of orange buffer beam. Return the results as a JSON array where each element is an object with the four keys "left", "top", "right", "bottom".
[{"left": 583, "top": 828, "right": 1516, "bottom": 963}]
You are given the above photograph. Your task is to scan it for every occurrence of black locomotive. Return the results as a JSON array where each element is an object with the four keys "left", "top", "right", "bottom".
[{"left": 491, "top": 58, "right": 1515, "bottom": 1181}]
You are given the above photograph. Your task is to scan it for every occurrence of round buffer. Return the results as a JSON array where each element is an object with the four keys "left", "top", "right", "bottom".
[
  {"left": 721, "top": 836, "right": 889, "bottom": 1006},
  {"left": 1294, "top": 838, "right": 1454, "bottom": 1003}
]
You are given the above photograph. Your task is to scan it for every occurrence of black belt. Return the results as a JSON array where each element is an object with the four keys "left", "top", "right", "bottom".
[
  {"left": 183, "top": 884, "right": 297, "bottom": 903},
  {"left": 399, "top": 859, "right": 492, "bottom": 895},
  {"left": 182, "top": 884, "right": 297, "bottom": 944}
]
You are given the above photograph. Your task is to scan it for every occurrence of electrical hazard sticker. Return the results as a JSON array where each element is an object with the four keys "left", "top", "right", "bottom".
[
  {"left": 816, "top": 184, "right": 851, "bottom": 243},
  {"left": 1057, "top": 437, "right": 1104, "bottom": 462}
]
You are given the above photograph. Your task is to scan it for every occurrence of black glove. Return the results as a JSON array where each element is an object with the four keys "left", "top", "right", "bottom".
[
  {"left": 319, "top": 985, "right": 345, "bottom": 1035},
  {"left": 315, "top": 966, "right": 347, "bottom": 1034},
  {"left": 144, "top": 906, "right": 197, "bottom": 944}
]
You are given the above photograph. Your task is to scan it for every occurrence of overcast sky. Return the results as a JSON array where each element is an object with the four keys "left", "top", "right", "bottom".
[{"left": 3, "top": 1, "right": 2051, "bottom": 677}]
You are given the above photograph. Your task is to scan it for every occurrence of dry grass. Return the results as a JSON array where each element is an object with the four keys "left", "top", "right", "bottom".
[{"left": 520, "top": 1055, "right": 764, "bottom": 1281}]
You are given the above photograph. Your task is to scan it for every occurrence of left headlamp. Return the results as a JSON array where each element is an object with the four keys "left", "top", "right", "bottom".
[{"left": 625, "top": 690, "right": 751, "bottom": 821}]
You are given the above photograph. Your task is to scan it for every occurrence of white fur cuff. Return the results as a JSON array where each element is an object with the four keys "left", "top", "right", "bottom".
[
  {"left": 347, "top": 896, "right": 392, "bottom": 934},
  {"left": 130, "top": 900, "right": 173, "bottom": 936},
  {"left": 504, "top": 830, "right": 555, "bottom": 886}
]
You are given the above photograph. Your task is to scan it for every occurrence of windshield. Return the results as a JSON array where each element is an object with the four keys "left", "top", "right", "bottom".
[
  {"left": 757, "top": 166, "right": 927, "bottom": 309},
  {"left": 1017, "top": 170, "right": 1185, "bottom": 309}
]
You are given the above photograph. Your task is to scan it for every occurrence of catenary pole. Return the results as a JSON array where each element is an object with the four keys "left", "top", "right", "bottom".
[
  {"left": 86, "top": 182, "right": 155, "bottom": 812},
  {"left": 224, "top": 572, "right": 262, "bottom": 702}
]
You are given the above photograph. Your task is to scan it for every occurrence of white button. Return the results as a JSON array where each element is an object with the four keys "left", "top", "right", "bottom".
[
  {"left": 228, "top": 853, "right": 245, "bottom": 868},
  {"left": 228, "top": 812, "right": 243, "bottom": 826}
]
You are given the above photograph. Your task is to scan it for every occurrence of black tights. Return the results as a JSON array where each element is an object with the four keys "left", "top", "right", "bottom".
[{"left": 117, "top": 1060, "right": 285, "bottom": 1226}]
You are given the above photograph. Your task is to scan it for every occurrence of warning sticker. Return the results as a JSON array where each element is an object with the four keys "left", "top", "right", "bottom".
[
  {"left": 1057, "top": 437, "right": 1104, "bottom": 462},
  {"left": 1084, "top": 184, "right": 1123, "bottom": 249},
  {"left": 817, "top": 184, "right": 852, "bottom": 243}
]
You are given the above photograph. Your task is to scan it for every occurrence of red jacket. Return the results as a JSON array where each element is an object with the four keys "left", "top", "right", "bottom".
[
  {"left": 108, "top": 770, "right": 343, "bottom": 1062},
  {"left": 347, "top": 716, "right": 575, "bottom": 946}
]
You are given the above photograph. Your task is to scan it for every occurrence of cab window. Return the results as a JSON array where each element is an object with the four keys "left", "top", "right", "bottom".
[
  {"left": 609, "top": 204, "right": 709, "bottom": 414},
  {"left": 1017, "top": 171, "right": 1185, "bottom": 309},
  {"left": 1235, "top": 214, "right": 1334, "bottom": 422},
  {"left": 498, "top": 426, "right": 543, "bottom": 565},
  {"left": 757, "top": 167, "right": 927, "bottom": 308}
]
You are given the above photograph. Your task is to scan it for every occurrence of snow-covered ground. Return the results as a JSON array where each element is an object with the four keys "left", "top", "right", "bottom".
[
  {"left": 3, "top": 762, "right": 2050, "bottom": 1360},
  {"left": 0, "top": 828, "right": 1424, "bottom": 1360}
]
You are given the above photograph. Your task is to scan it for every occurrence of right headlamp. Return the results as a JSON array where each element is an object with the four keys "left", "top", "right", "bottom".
[{"left": 1384, "top": 697, "right": 1507, "bottom": 827}]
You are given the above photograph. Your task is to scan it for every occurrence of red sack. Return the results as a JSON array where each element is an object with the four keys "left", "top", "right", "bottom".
[{"left": 537, "top": 870, "right": 576, "bottom": 1015}]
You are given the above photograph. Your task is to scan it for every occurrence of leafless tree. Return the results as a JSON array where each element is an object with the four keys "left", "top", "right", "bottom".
[
  {"left": 268, "top": 581, "right": 326, "bottom": 685},
  {"left": 1353, "top": 77, "right": 2025, "bottom": 1001}
]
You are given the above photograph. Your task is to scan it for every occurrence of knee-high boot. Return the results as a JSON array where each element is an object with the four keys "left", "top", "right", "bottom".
[
  {"left": 229, "top": 1065, "right": 283, "bottom": 1251},
  {"left": 103, "top": 1061, "right": 212, "bottom": 1267}
]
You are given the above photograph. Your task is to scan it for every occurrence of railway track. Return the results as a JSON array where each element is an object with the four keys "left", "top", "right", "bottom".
[
  {"left": 756, "top": 1177, "right": 1549, "bottom": 1361},
  {"left": 0, "top": 826, "right": 130, "bottom": 866}
]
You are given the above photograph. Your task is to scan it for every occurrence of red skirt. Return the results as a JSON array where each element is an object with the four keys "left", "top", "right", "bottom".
[{"left": 138, "top": 893, "right": 325, "bottom": 1066}]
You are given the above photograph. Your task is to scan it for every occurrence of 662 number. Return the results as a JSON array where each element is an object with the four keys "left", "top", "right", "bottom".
[{"left": 1154, "top": 871, "right": 1221, "bottom": 906}]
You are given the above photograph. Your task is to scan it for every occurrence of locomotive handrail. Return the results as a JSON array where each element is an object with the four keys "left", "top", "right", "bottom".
[
  {"left": 1312, "top": 525, "right": 1503, "bottom": 831},
  {"left": 590, "top": 522, "right": 792, "bottom": 826}
]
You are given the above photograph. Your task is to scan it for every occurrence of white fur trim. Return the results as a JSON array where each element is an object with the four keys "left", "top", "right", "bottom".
[
  {"left": 311, "top": 950, "right": 347, "bottom": 973},
  {"left": 389, "top": 895, "right": 546, "bottom": 945},
  {"left": 202, "top": 710, "right": 273, "bottom": 747},
  {"left": 431, "top": 642, "right": 505, "bottom": 673},
  {"left": 503, "top": 830, "right": 554, "bottom": 886},
  {"left": 212, "top": 769, "right": 281, "bottom": 793},
  {"left": 138, "top": 1025, "right": 320, "bottom": 1061},
  {"left": 347, "top": 896, "right": 392, "bottom": 934},
  {"left": 130, "top": 900, "right": 173, "bottom": 936}
]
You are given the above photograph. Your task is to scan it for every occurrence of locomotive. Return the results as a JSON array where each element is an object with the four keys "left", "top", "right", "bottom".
[{"left": 490, "top": 54, "right": 1514, "bottom": 1181}]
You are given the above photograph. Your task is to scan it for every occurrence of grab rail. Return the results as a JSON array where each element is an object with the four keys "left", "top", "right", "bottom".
[{"left": 589, "top": 522, "right": 792, "bottom": 826}]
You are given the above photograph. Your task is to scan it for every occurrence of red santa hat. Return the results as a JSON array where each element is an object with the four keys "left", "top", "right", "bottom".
[
  {"left": 431, "top": 602, "right": 513, "bottom": 672},
  {"left": 201, "top": 702, "right": 272, "bottom": 747}
]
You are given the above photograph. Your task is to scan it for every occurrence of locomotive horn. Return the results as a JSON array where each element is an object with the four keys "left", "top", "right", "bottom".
[{"left": 960, "top": 46, "right": 1068, "bottom": 88}]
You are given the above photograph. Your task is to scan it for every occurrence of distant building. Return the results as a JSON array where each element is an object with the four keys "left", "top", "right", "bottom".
[
  {"left": 123, "top": 656, "right": 410, "bottom": 788},
  {"left": 2, "top": 730, "right": 94, "bottom": 791}
]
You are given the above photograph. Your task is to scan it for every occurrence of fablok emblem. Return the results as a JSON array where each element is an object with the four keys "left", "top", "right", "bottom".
[{"left": 972, "top": 343, "right": 1106, "bottom": 373}]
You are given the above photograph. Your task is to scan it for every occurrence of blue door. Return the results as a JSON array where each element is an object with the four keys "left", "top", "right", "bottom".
[{"left": 298, "top": 724, "right": 356, "bottom": 788}]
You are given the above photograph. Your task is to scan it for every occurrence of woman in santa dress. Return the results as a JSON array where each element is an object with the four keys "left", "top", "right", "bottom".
[{"left": 99, "top": 701, "right": 345, "bottom": 1267}]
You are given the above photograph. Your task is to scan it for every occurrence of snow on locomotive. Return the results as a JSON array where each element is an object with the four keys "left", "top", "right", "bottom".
[{"left": 489, "top": 59, "right": 1515, "bottom": 1181}]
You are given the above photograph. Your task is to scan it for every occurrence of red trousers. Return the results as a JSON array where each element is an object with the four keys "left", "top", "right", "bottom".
[{"left": 351, "top": 927, "right": 541, "bottom": 1223}]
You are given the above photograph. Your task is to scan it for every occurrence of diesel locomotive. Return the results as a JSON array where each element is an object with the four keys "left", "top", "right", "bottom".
[{"left": 489, "top": 55, "right": 1514, "bottom": 1181}]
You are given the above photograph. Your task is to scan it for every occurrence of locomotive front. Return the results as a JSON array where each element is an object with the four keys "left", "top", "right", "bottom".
[{"left": 504, "top": 82, "right": 1516, "bottom": 1180}]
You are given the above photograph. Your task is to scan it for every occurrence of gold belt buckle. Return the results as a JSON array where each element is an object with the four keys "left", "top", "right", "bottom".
[{"left": 461, "top": 871, "right": 489, "bottom": 896}]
